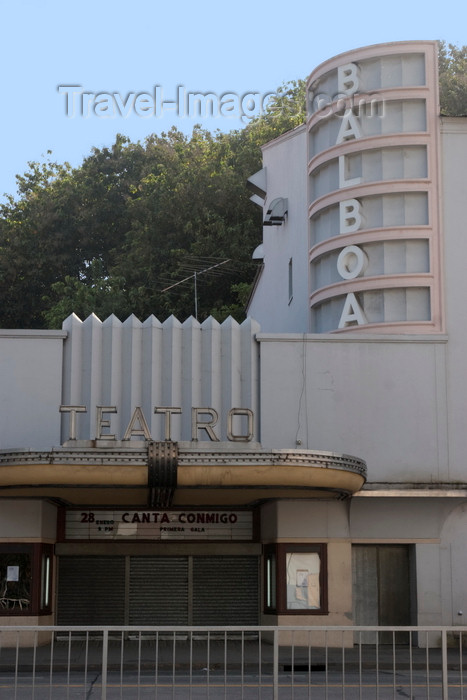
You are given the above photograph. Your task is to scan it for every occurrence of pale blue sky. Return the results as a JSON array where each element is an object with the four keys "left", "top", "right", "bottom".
[{"left": 1, "top": 0, "right": 465, "bottom": 201}]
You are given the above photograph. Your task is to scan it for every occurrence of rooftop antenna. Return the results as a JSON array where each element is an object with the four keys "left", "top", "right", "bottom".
[{"left": 161, "top": 258, "right": 231, "bottom": 320}]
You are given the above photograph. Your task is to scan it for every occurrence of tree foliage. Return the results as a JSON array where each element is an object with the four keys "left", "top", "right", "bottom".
[
  {"left": 438, "top": 41, "right": 467, "bottom": 116},
  {"left": 0, "top": 81, "right": 306, "bottom": 329}
]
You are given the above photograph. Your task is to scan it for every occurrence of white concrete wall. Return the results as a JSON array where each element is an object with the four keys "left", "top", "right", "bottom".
[
  {"left": 439, "top": 502, "right": 467, "bottom": 626},
  {"left": 0, "top": 331, "right": 65, "bottom": 450},
  {"left": 439, "top": 119, "right": 467, "bottom": 480},
  {"left": 258, "top": 333, "right": 448, "bottom": 482},
  {"left": 247, "top": 126, "right": 309, "bottom": 332},
  {"left": 416, "top": 543, "right": 443, "bottom": 627},
  {"left": 349, "top": 498, "right": 457, "bottom": 540},
  {"left": 270, "top": 500, "right": 350, "bottom": 539}
]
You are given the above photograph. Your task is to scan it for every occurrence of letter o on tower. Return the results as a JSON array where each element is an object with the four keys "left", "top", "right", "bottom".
[{"left": 337, "top": 245, "right": 368, "bottom": 280}]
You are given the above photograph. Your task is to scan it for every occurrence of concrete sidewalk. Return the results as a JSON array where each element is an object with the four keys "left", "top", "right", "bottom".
[{"left": 0, "top": 637, "right": 461, "bottom": 673}]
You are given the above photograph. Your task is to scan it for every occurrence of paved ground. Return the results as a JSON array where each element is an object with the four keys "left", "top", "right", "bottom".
[
  {"left": 0, "top": 670, "right": 465, "bottom": 699},
  {"left": 1, "top": 639, "right": 466, "bottom": 698},
  {"left": 0, "top": 636, "right": 460, "bottom": 670}
]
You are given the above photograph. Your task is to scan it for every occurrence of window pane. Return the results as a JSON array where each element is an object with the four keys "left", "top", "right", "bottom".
[
  {"left": 0, "top": 553, "right": 31, "bottom": 611},
  {"left": 286, "top": 552, "right": 320, "bottom": 610},
  {"left": 288, "top": 258, "right": 293, "bottom": 302}
]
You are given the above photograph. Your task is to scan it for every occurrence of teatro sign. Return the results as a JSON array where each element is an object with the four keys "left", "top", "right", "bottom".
[
  {"left": 64, "top": 509, "right": 253, "bottom": 541},
  {"left": 59, "top": 405, "right": 255, "bottom": 443}
]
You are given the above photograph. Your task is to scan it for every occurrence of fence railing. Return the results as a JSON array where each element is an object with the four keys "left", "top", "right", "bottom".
[{"left": 0, "top": 625, "right": 466, "bottom": 699}]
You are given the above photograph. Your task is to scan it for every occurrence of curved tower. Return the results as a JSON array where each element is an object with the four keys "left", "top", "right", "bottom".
[{"left": 307, "top": 41, "right": 442, "bottom": 333}]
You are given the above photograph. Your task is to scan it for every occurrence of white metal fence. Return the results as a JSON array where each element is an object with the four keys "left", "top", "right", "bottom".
[{"left": 0, "top": 625, "right": 466, "bottom": 699}]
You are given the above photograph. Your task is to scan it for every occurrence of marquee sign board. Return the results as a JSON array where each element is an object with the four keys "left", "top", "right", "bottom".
[{"left": 64, "top": 509, "right": 253, "bottom": 541}]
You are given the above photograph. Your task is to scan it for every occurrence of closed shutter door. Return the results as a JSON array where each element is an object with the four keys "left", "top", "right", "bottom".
[
  {"left": 378, "top": 546, "right": 411, "bottom": 630},
  {"left": 57, "top": 556, "right": 125, "bottom": 625},
  {"left": 352, "top": 545, "right": 411, "bottom": 644},
  {"left": 352, "top": 546, "right": 378, "bottom": 627},
  {"left": 129, "top": 557, "right": 188, "bottom": 625},
  {"left": 192, "top": 556, "right": 259, "bottom": 625}
]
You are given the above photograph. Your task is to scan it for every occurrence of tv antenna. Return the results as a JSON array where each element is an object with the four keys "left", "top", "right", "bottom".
[{"left": 161, "top": 258, "right": 231, "bottom": 320}]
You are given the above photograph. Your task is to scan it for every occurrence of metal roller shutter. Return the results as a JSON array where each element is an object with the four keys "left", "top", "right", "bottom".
[
  {"left": 57, "top": 556, "right": 125, "bottom": 625},
  {"left": 129, "top": 556, "right": 188, "bottom": 625},
  {"left": 192, "top": 556, "right": 259, "bottom": 625}
]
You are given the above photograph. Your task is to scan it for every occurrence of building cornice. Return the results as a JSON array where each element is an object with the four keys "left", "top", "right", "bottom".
[
  {"left": 355, "top": 484, "right": 467, "bottom": 497},
  {"left": 0, "top": 330, "right": 67, "bottom": 339},
  {"left": 256, "top": 333, "right": 448, "bottom": 344}
]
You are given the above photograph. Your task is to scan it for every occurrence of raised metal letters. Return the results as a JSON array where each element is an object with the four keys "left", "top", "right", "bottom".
[{"left": 60, "top": 405, "right": 255, "bottom": 443}]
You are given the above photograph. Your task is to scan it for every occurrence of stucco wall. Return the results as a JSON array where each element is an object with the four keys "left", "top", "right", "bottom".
[
  {"left": 0, "top": 331, "right": 65, "bottom": 450},
  {"left": 439, "top": 120, "right": 467, "bottom": 481},
  {"left": 258, "top": 333, "right": 447, "bottom": 483},
  {"left": 247, "top": 126, "right": 309, "bottom": 332},
  {"left": 0, "top": 500, "right": 57, "bottom": 540}
]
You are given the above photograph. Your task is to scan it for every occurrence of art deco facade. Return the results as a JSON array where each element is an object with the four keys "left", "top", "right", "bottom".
[{"left": 1, "top": 41, "right": 467, "bottom": 645}]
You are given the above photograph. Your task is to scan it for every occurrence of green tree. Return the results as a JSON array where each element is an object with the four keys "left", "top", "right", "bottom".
[
  {"left": 0, "top": 79, "right": 306, "bottom": 328},
  {"left": 42, "top": 259, "right": 131, "bottom": 328},
  {"left": 438, "top": 41, "right": 467, "bottom": 116}
]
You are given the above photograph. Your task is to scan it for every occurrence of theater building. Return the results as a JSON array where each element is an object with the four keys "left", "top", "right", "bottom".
[{"left": 1, "top": 40, "right": 467, "bottom": 644}]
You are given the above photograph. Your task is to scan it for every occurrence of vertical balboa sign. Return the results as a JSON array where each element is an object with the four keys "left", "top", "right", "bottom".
[{"left": 307, "top": 42, "right": 442, "bottom": 333}]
